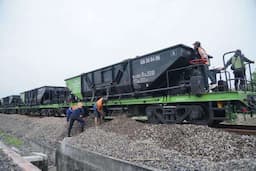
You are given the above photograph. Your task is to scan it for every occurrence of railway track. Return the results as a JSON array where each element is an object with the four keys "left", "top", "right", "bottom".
[{"left": 212, "top": 124, "right": 256, "bottom": 135}]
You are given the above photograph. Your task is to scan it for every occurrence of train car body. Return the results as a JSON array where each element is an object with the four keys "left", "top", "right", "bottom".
[
  {"left": 0, "top": 86, "right": 70, "bottom": 116},
  {"left": 2, "top": 95, "right": 21, "bottom": 107},
  {"left": 66, "top": 45, "right": 198, "bottom": 99},
  {"left": 65, "top": 44, "right": 256, "bottom": 125},
  {"left": 22, "top": 86, "right": 70, "bottom": 106},
  {"left": 0, "top": 95, "right": 22, "bottom": 114}
]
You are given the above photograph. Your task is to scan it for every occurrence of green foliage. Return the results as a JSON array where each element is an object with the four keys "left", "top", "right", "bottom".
[{"left": 0, "top": 130, "right": 23, "bottom": 147}]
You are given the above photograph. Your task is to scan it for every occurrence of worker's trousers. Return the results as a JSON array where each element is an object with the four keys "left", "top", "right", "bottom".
[{"left": 68, "top": 116, "right": 85, "bottom": 137}]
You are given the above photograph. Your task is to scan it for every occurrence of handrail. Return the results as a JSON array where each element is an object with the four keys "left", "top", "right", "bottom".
[
  {"left": 222, "top": 51, "right": 236, "bottom": 90},
  {"left": 248, "top": 63, "right": 254, "bottom": 91}
]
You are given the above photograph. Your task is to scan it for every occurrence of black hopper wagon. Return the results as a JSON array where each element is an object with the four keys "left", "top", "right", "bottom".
[{"left": 18, "top": 86, "right": 70, "bottom": 116}]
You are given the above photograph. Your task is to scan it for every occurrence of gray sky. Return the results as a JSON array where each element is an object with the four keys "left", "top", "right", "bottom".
[{"left": 0, "top": 0, "right": 255, "bottom": 97}]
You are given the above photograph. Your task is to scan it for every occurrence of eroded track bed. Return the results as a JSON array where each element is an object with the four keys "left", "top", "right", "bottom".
[{"left": 0, "top": 114, "right": 256, "bottom": 170}]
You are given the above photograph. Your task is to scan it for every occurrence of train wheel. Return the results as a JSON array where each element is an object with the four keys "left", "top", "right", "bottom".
[{"left": 146, "top": 105, "right": 165, "bottom": 124}]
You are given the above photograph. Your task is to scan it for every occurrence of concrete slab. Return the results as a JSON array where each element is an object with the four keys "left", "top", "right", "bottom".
[
  {"left": 56, "top": 138, "right": 161, "bottom": 171},
  {"left": 0, "top": 141, "right": 40, "bottom": 171}
]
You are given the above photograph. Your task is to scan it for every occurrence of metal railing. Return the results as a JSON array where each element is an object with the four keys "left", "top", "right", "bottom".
[{"left": 222, "top": 51, "right": 255, "bottom": 92}]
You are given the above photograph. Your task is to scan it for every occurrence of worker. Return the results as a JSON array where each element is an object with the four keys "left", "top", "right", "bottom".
[
  {"left": 193, "top": 41, "right": 217, "bottom": 90},
  {"left": 94, "top": 97, "right": 104, "bottom": 127},
  {"left": 66, "top": 106, "right": 73, "bottom": 123},
  {"left": 67, "top": 102, "right": 86, "bottom": 137},
  {"left": 224, "top": 49, "right": 254, "bottom": 90}
]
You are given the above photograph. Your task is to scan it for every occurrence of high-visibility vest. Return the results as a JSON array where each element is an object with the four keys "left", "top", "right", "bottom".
[
  {"left": 96, "top": 97, "right": 103, "bottom": 112},
  {"left": 198, "top": 47, "right": 209, "bottom": 65},
  {"left": 231, "top": 55, "right": 243, "bottom": 69}
]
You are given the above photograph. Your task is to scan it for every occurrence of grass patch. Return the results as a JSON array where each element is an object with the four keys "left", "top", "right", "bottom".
[{"left": 0, "top": 130, "right": 23, "bottom": 147}]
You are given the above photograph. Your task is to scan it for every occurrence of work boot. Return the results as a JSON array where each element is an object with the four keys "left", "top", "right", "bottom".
[{"left": 209, "top": 83, "right": 217, "bottom": 90}]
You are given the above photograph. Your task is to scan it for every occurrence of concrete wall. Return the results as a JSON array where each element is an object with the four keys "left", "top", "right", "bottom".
[
  {"left": 56, "top": 139, "right": 160, "bottom": 171},
  {"left": 25, "top": 138, "right": 56, "bottom": 166},
  {"left": 0, "top": 141, "right": 41, "bottom": 171}
]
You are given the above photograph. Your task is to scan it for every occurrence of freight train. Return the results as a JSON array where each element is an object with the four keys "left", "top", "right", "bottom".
[
  {"left": 0, "top": 86, "right": 70, "bottom": 116},
  {"left": 1, "top": 44, "right": 255, "bottom": 125}
]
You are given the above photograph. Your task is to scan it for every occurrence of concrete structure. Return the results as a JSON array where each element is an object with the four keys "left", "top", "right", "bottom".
[
  {"left": 0, "top": 141, "right": 40, "bottom": 171},
  {"left": 23, "top": 152, "right": 48, "bottom": 171},
  {"left": 56, "top": 139, "right": 161, "bottom": 171},
  {"left": 25, "top": 138, "right": 56, "bottom": 166}
]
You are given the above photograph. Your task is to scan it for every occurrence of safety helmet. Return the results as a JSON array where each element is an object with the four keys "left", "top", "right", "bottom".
[
  {"left": 193, "top": 41, "right": 201, "bottom": 47},
  {"left": 235, "top": 49, "right": 241, "bottom": 55}
]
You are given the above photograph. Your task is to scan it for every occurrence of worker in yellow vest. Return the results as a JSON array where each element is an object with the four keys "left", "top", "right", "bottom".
[{"left": 224, "top": 49, "right": 254, "bottom": 90}]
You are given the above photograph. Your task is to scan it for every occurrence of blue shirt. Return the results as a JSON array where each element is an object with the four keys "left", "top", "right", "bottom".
[
  {"left": 70, "top": 108, "right": 85, "bottom": 119},
  {"left": 93, "top": 104, "right": 97, "bottom": 111},
  {"left": 66, "top": 107, "right": 73, "bottom": 122}
]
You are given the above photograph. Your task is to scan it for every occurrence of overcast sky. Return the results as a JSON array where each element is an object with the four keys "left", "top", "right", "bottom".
[{"left": 0, "top": 0, "right": 255, "bottom": 97}]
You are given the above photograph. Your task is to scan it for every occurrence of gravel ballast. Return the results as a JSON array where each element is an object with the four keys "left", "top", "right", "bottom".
[
  {"left": 0, "top": 114, "right": 93, "bottom": 148},
  {"left": 0, "top": 114, "right": 256, "bottom": 170},
  {"left": 0, "top": 114, "right": 67, "bottom": 148},
  {"left": 67, "top": 115, "right": 256, "bottom": 170}
]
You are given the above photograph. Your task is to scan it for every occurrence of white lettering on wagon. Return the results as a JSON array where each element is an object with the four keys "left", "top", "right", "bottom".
[
  {"left": 132, "top": 70, "right": 156, "bottom": 83},
  {"left": 140, "top": 55, "right": 160, "bottom": 65}
]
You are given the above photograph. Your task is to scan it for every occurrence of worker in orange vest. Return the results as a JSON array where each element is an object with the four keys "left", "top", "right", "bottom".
[
  {"left": 93, "top": 97, "right": 104, "bottom": 126},
  {"left": 193, "top": 41, "right": 217, "bottom": 90}
]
